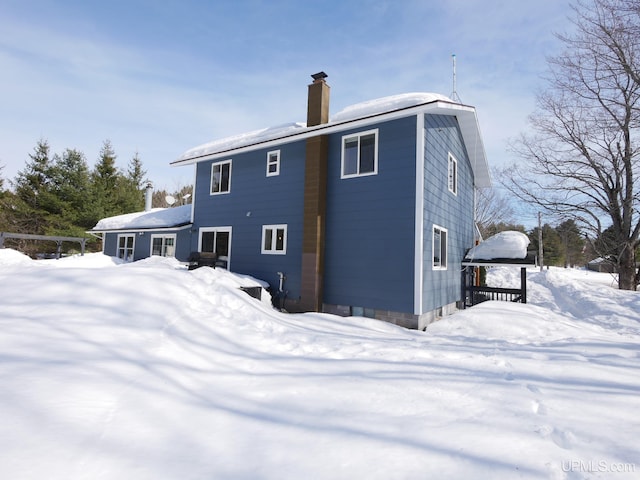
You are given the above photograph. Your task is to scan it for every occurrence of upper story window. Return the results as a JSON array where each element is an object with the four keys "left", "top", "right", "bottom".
[
  {"left": 341, "top": 129, "right": 378, "bottom": 178},
  {"left": 211, "top": 159, "right": 232, "bottom": 194},
  {"left": 448, "top": 153, "right": 458, "bottom": 195},
  {"left": 433, "top": 225, "right": 448, "bottom": 270},
  {"left": 151, "top": 234, "right": 176, "bottom": 257},
  {"left": 266, "top": 150, "right": 280, "bottom": 177},
  {"left": 262, "top": 224, "right": 287, "bottom": 255}
]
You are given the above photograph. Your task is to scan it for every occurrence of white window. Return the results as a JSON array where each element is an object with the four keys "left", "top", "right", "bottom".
[
  {"left": 211, "top": 160, "right": 232, "bottom": 194},
  {"left": 266, "top": 150, "right": 280, "bottom": 177},
  {"left": 117, "top": 234, "right": 135, "bottom": 262},
  {"left": 151, "top": 234, "right": 176, "bottom": 257},
  {"left": 199, "top": 227, "right": 232, "bottom": 267},
  {"left": 261, "top": 224, "right": 287, "bottom": 255},
  {"left": 341, "top": 129, "right": 378, "bottom": 178},
  {"left": 448, "top": 153, "right": 458, "bottom": 195},
  {"left": 433, "top": 225, "right": 448, "bottom": 270}
]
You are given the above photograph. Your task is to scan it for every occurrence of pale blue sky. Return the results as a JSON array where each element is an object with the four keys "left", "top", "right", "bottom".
[{"left": 0, "top": 0, "right": 573, "bottom": 216}]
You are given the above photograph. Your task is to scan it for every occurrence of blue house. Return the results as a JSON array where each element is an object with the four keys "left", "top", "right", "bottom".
[
  {"left": 94, "top": 72, "right": 491, "bottom": 329},
  {"left": 90, "top": 200, "right": 193, "bottom": 263}
]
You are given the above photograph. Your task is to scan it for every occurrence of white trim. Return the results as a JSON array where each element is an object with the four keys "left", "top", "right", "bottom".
[
  {"left": 172, "top": 101, "right": 490, "bottom": 188},
  {"left": 261, "top": 224, "right": 287, "bottom": 255},
  {"left": 340, "top": 128, "right": 379, "bottom": 179},
  {"left": 448, "top": 152, "right": 458, "bottom": 195},
  {"left": 210, "top": 159, "right": 232, "bottom": 195},
  {"left": 116, "top": 233, "right": 135, "bottom": 262},
  {"left": 150, "top": 233, "right": 177, "bottom": 257},
  {"left": 198, "top": 226, "right": 232, "bottom": 267},
  {"left": 432, "top": 225, "right": 448, "bottom": 270},
  {"left": 266, "top": 150, "right": 280, "bottom": 177},
  {"left": 414, "top": 114, "right": 425, "bottom": 315},
  {"left": 90, "top": 224, "right": 192, "bottom": 235},
  {"left": 190, "top": 164, "right": 197, "bottom": 224}
]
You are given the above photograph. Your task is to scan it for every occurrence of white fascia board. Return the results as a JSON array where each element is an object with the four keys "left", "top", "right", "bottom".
[
  {"left": 172, "top": 101, "right": 486, "bottom": 162},
  {"left": 90, "top": 224, "right": 192, "bottom": 235}
]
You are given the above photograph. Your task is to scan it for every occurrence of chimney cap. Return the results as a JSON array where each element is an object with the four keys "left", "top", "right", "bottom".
[{"left": 311, "top": 71, "right": 328, "bottom": 81}]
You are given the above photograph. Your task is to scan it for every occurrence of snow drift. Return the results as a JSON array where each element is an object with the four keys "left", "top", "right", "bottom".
[{"left": 0, "top": 249, "right": 638, "bottom": 479}]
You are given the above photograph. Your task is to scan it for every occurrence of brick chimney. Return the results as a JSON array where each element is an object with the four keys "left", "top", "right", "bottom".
[
  {"left": 306, "top": 71, "right": 330, "bottom": 127},
  {"left": 299, "top": 72, "right": 330, "bottom": 312}
]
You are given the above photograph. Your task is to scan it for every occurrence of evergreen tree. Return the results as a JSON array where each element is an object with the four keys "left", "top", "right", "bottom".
[
  {"left": 529, "top": 224, "right": 563, "bottom": 266},
  {"left": 556, "top": 219, "right": 586, "bottom": 267},
  {"left": 50, "top": 148, "right": 93, "bottom": 230},
  {"left": 90, "top": 139, "right": 120, "bottom": 221},
  {"left": 115, "top": 151, "right": 147, "bottom": 213},
  {"left": 127, "top": 151, "right": 147, "bottom": 189},
  {"left": 12, "top": 139, "right": 57, "bottom": 235}
]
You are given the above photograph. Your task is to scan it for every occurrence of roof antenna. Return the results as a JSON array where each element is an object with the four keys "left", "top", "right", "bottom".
[{"left": 450, "top": 53, "right": 461, "bottom": 103}]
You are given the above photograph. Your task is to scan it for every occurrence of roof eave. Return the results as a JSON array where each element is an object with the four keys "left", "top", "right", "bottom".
[{"left": 172, "top": 99, "right": 492, "bottom": 188}]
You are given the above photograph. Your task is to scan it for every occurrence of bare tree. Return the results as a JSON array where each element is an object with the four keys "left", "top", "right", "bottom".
[
  {"left": 503, "top": 0, "right": 640, "bottom": 290},
  {"left": 475, "top": 187, "right": 516, "bottom": 238}
]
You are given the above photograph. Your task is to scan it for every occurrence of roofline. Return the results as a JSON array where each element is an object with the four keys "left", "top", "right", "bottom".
[
  {"left": 88, "top": 223, "right": 192, "bottom": 234},
  {"left": 171, "top": 98, "right": 491, "bottom": 188}
]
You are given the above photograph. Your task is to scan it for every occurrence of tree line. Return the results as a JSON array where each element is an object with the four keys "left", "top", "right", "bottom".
[
  {"left": 501, "top": 0, "right": 640, "bottom": 290},
  {"left": 0, "top": 139, "right": 190, "bottom": 256}
]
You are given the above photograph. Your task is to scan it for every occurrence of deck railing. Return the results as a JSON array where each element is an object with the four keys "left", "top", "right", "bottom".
[{"left": 461, "top": 265, "right": 527, "bottom": 308}]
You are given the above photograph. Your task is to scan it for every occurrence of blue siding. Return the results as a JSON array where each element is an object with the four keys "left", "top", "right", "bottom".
[
  {"left": 192, "top": 140, "right": 306, "bottom": 297},
  {"left": 422, "top": 114, "right": 475, "bottom": 312},
  {"left": 324, "top": 116, "right": 417, "bottom": 312}
]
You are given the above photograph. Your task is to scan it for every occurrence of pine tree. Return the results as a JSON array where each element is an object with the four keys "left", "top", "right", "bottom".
[
  {"left": 116, "top": 151, "right": 147, "bottom": 213},
  {"left": 90, "top": 139, "right": 121, "bottom": 221},
  {"left": 50, "top": 148, "right": 92, "bottom": 230},
  {"left": 12, "top": 139, "right": 57, "bottom": 235},
  {"left": 556, "top": 219, "right": 585, "bottom": 267},
  {"left": 529, "top": 224, "right": 563, "bottom": 266}
]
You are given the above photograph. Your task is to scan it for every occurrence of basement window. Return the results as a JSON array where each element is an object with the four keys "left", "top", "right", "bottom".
[
  {"left": 266, "top": 150, "right": 280, "bottom": 177},
  {"left": 211, "top": 159, "right": 232, "bottom": 194},
  {"left": 262, "top": 224, "right": 287, "bottom": 255},
  {"left": 341, "top": 129, "right": 378, "bottom": 178},
  {"left": 433, "top": 225, "right": 448, "bottom": 270}
]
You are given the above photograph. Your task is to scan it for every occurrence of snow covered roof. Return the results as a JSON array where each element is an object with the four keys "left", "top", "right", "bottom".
[
  {"left": 330, "top": 92, "right": 452, "bottom": 123},
  {"left": 171, "top": 92, "right": 491, "bottom": 188},
  {"left": 90, "top": 204, "right": 192, "bottom": 232},
  {"left": 463, "top": 231, "right": 533, "bottom": 264}
]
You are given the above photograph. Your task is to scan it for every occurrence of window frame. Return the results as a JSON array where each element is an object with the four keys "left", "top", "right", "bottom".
[
  {"left": 198, "top": 226, "right": 232, "bottom": 267},
  {"left": 210, "top": 159, "right": 232, "bottom": 195},
  {"left": 261, "top": 224, "right": 288, "bottom": 255},
  {"left": 432, "top": 225, "right": 448, "bottom": 270},
  {"left": 117, "top": 234, "right": 135, "bottom": 262},
  {"left": 448, "top": 152, "right": 458, "bottom": 195},
  {"left": 266, "top": 150, "right": 280, "bottom": 177},
  {"left": 340, "top": 128, "right": 379, "bottom": 179},
  {"left": 150, "top": 233, "right": 177, "bottom": 257}
]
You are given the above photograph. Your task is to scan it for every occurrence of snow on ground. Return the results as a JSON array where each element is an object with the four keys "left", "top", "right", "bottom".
[{"left": 0, "top": 249, "right": 638, "bottom": 479}]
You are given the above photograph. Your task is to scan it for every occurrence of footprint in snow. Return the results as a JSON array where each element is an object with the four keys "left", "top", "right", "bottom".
[
  {"left": 526, "top": 383, "right": 542, "bottom": 394},
  {"left": 550, "top": 428, "right": 575, "bottom": 450},
  {"left": 531, "top": 399, "right": 547, "bottom": 415}
]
